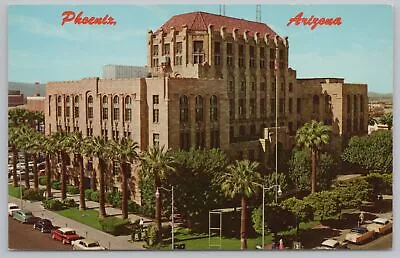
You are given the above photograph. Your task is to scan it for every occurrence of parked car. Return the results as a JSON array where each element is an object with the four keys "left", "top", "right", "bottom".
[
  {"left": 313, "top": 239, "right": 348, "bottom": 250},
  {"left": 366, "top": 218, "right": 392, "bottom": 234},
  {"left": 51, "top": 227, "right": 81, "bottom": 245},
  {"left": 345, "top": 227, "right": 375, "bottom": 244},
  {"left": 8, "top": 203, "right": 20, "bottom": 216},
  {"left": 33, "top": 219, "right": 54, "bottom": 233},
  {"left": 72, "top": 238, "right": 106, "bottom": 250},
  {"left": 13, "top": 209, "right": 35, "bottom": 224}
]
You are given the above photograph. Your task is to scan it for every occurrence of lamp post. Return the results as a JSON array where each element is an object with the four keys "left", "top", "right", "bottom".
[
  {"left": 155, "top": 186, "right": 174, "bottom": 250},
  {"left": 19, "top": 171, "right": 23, "bottom": 209},
  {"left": 262, "top": 184, "right": 282, "bottom": 249}
]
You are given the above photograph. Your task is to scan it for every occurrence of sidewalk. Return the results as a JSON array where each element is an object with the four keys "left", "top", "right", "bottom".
[{"left": 8, "top": 195, "right": 145, "bottom": 250}]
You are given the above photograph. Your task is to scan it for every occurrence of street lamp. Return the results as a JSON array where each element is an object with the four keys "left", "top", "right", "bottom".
[
  {"left": 155, "top": 186, "right": 174, "bottom": 250},
  {"left": 262, "top": 184, "right": 282, "bottom": 249},
  {"left": 19, "top": 171, "right": 23, "bottom": 209}
]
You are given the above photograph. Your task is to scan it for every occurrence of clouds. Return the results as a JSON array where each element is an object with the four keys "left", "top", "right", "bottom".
[{"left": 9, "top": 14, "right": 147, "bottom": 42}]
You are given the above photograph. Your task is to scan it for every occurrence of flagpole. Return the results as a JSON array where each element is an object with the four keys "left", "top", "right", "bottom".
[{"left": 275, "top": 44, "right": 278, "bottom": 204}]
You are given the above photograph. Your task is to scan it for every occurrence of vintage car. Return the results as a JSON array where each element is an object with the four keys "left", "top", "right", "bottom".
[
  {"left": 51, "top": 227, "right": 81, "bottom": 245},
  {"left": 33, "top": 218, "right": 54, "bottom": 233},
  {"left": 8, "top": 203, "right": 20, "bottom": 216},
  {"left": 313, "top": 239, "right": 348, "bottom": 250},
  {"left": 72, "top": 238, "right": 106, "bottom": 250},
  {"left": 366, "top": 218, "right": 392, "bottom": 234},
  {"left": 345, "top": 227, "right": 375, "bottom": 244},
  {"left": 13, "top": 209, "right": 35, "bottom": 223}
]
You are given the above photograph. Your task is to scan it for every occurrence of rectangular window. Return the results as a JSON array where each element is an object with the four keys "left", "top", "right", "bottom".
[
  {"left": 227, "top": 43, "right": 233, "bottom": 66},
  {"left": 48, "top": 95, "right": 52, "bottom": 116},
  {"left": 229, "top": 99, "right": 235, "bottom": 120},
  {"left": 193, "top": 41, "right": 204, "bottom": 64},
  {"left": 279, "top": 99, "right": 284, "bottom": 114},
  {"left": 260, "top": 82, "right": 266, "bottom": 91},
  {"left": 238, "top": 45, "right": 244, "bottom": 67},
  {"left": 74, "top": 107, "right": 79, "bottom": 118},
  {"left": 195, "top": 131, "right": 205, "bottom": 149},
  {"left": 214, "top": 41, "right": 221, "bottom": 66},
  {"left": 251, "top": 81, "right": 256, "bottom": 91},
  {"left": 88, "top": 107, "right": 93, "bottom": 119},
  {"left": 65, "top": 107, "right": 70, "bottom": 118},
  {"left": 163, "top": 43, "right": 170, "bottom": 55},
  {"left": 210, "top": 129, "right": 220, "bottom": 148},
  {"left": 153, "top": 109, "right": 159, "bottom": 123},
  {"left": 125, "top": 108, "right": 132, "bottom": 121},
  {"left": 180, "top": 131, "right": 190, "bottom": 151},
  {"left": 57, "top": 106, "right": 62, "bottom": 117},
  {"left": 250, "top": 99, "right": 256, "bottom": 117},
  {"left": 153, "top": 133, "right": 160, "bottom": 147},
  {"left": 228, "top": 80, "right": 234, "bottom": 92},
  {"left": 260, "top": 98, "right": 265, "bottom": 117},
  {"left": 175, "top": 42, "right": 183, "bottom": 66},
  {"left": 239, "top": 99, "right": 245, "bottom": 118},
  {"left": 153, "top": 95, "right": 159, "bottom": 104},
  {"left": 102, "top": 107, "right": 108, "bottom": 120},
  {"left": 241, "top": 80, "right": 246, "bottom": 91},
  {"left": 249, "top": 46, "right": 255, "bottom": 67},
  {"left": 289, "top": 98, "right": 293, "bottom": 113},
  {"left": 271, "top": 99, "right": 276, "bottom": 114},
  {"left": 153, "top": 45, "right": 159, "bottom": 56},
  {"left": 113, "top": 108, "right": 119, "bottom": 120}
]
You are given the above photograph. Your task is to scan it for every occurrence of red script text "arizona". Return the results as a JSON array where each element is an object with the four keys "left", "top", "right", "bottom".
[
  {"left": 287, "top": 12, "right": 342, "bottom": 30},
  {"left": 61, "top": 11, "right": 117, "bottom": 26}
]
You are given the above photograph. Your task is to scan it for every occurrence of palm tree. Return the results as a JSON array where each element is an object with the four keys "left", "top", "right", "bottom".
[
  {"left": 8, "top": 126, "right": 19, "bottom": 187},
  {"left": 220, "top": 160, "right": 261, "bottom": 250},
  {"left": 65, "top": 132, "right": 86, "bottom": 210},
  {"left": 15, "top": 126, "right": 32, "bottom": 189},
  {"left": 84, "top": 136, "right": 111, "bottom": 218},
  {"left": 51, "top": 131, "right": 70, "bottom": 200},
  {"left": 295, "top": 120, "right": 331, "bottom": 193},
  {"left": 42, "top": 135, "right": 56, "bottom": 199},
  {"left": 24, "top": 129, "right": 42, "bottom": 189},
  {"left": 141, "top": 145, "right": 175, "bottom": 241},
  {"left": 8, "top": 108, "right": 28, "bottom": 127},
  {"left": 110, "top": 137, "right": 139, "bottom": 219},
  {"left": 379, "top": 112, "right": 393, "bottom": 130}
]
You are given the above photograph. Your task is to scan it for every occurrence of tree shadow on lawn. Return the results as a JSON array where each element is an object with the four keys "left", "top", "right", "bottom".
[
  {"left": 321, "top": 212, "right": 376, "bottom": 230},
  {"left": 296, "top": 227, "right": 341, "bottom": 249}
]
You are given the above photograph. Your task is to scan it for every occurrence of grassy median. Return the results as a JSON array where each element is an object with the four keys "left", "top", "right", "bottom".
[{"left": 56, "top": 208, "right": 102, "bottom": 230}]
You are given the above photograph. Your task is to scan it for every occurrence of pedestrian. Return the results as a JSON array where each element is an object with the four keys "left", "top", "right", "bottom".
[
  {"left": 279, "top": 239, "right": 284, "bottom": 250},
  {"left": 359, "top": 212, "right": 364, "bottom": 225},
  {"left": 271, "top": 242, "right": 276, "bottom": 250},
  {"left": 139, "top": 218, "right": 144, "bottom": 229}
]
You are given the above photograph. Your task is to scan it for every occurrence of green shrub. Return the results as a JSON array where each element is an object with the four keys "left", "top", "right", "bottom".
[
  {"left": 91, "top": 191, "right": 99, "bottom": 202},
  {"left": 67, "top": 185, "right": 79, "bottom": 195},
  {"left": 51, "top": 181, "right": 61, "bottom": 190},
  {"left": 161, "top": 224, "right": 172, "bottom": 238},
  {"left": 62, "top": 198, "right": 78, "bottom": 208},
  {"left": 23, "top": 188, "right": 44, "bottom": 201},
  {"left": 44, "top": 199, "right": 63, "bottom": 211},
  {"left": 85, "top": 189, "right": 93, "bottom": 200},
  {"left": 128, "top": 200, "right": 140, "bottom": 213},
  {"left": 143, "top": 223, "right": 159, "bottom": 246},
  {"left": 105, "top": 192, "right": 113, "bottom": 204},
  {"left": 99, "top": 217, "right": 129, "bottom": 235},
  {"left": 38, "top": 176, "right": 47, "bottom": 186}
]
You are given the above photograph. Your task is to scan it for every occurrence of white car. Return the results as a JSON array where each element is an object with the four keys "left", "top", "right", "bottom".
[
  {"left": 72, "top": 239, "right": 106, "bottom": 250},
  {"left": 8, "top": 203, "right": 20, "bottom": 216},
  {"left": 367, "top": 218, "right": 392, "bottom": 235},
  {"left": 313, "top": 239, "right": 348, "bottom": 250}
]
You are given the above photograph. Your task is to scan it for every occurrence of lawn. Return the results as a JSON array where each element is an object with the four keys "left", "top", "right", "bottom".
[
  {"left": 159, "top": 220, "right": 320, "bottom": 250},
  {"left": 56, "top": 208, "right": 102, "bottom": 230},
  {"left": 8, "top": 184, "right": 24, "bottom": 198}
]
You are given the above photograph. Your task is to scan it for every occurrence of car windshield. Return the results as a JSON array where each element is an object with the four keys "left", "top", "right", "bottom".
[
  {"left": 10, "top": 206, "right": 18, "bottom": 209},
  {"left": 65, "top": 231, "right": 76, "bottom": 235},
  {"left": 24, "top": 212, "right": 33, "bottom": 216},
  {"left": 87, "top": 242, "right": 100, "bottom": 247}
]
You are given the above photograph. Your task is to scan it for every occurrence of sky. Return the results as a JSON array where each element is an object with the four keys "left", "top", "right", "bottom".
[{"left": 8, "top": 4, "right": 393, "bottom": 93}]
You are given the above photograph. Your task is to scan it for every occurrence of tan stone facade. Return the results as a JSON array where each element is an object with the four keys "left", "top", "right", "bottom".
[{"left": 45, "top": 11, "right": 368, "bottom": 198}]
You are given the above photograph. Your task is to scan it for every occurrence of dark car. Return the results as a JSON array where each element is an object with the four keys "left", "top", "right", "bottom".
[{"left": 33, "top": 219, "right": 53, "bottom": 233}]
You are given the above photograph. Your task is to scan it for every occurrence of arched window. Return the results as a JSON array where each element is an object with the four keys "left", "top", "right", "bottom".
[
  {"left": 74, "top": 95, "right": 79, "bottom": 104},
  {"left": 74, "top": 96, "right": 79, "bottom": 118},
  {"left": 125, "top": 96, "right": 132, "bottom": 121},
  {"left": 113, "top": 96, "right": 120, "bottom": 121},
  {"left": 113, "top": 96, "right": 119, "bottom": 104},
  {"left": 57, "top": 95, "right": 62, "bottom": 117},
  {"left": 88, "top": 95, "right": 93, "bottom": 104},
  {"left": 87, "top": 95, "right": 93, "bottom": 119},
  {"left": 313, "top": 95, "right": 319, "bottom": 114},
  {"left": 195, "top": 95, "right": 203, "bottom": 122},
  {"left": 57, "top": 96, "right": 62, "bottom": 103},
  {"left": 179, "top": 95, "right": 188, "bottom": 122},
  {"left": 210, "top": 95, "right": 218, "bottom": 121},
  {"left": 102, "top": 95, "right": 108, "bottom": 104},
  {"left": 66, "top": 96, "right": 70, "bottom": 103},
  {"left": 65, "top": 96, "right": 71, "bottom": 118}
]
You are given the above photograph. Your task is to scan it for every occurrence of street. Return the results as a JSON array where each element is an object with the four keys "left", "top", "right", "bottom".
[{"left": 8, "top": 216, "right": 71, "bottom": 251}]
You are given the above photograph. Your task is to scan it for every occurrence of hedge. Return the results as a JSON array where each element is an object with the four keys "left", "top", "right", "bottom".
[
  {"left": 67, "top": 185, "right": 79, "bottom": 195},
  {"left": 91, "top": 191, "right": 99, "bottom": 202},
  {"left": 38, "top": 176, "right": 47, "bottom": 186},
  {"left": 62, "top": 198, "right": 78, "bottom": 208},
  {"left": 23, "top": 188, "right": 44, "bottom": 201},
  {"left": 51, "top": 181, "right": 61, "bottom": 190},
  {"left": 99, "top": 217, "right": 130, "bottom": 236},
  {"left": 85, "top": 189, "right": 93, "bottom": 200},
  {"left": 44, "top": 199, "right": 63, "bottom": 211}
]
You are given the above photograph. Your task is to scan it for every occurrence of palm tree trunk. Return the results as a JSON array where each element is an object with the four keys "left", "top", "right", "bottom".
[
  {"left": 89, "top": 158, "right": 97, "bottom": 191},
  {"left": 12, "top": 145, "right": 18, "bottom": 187},
  {"left": 155, "top": 176, "right": 162, "bottom": 243},
  {"left": 311, "top": 150, "right": 317, "bottom": 193},
  {"left": 33, "top": 154, "right": 38, "bottom": 189},
  {"left": 240, "top": 196, "right": 248, "bottom": 250},
  {"left": 24, "top": 152, "right": 30, "bottom": 189},
  {"left": 61, "top": 151, "right": 67, "bottom": 200},
  {"left": 98, "top": 158, "right": 107, "bottom": 218},
  {"left": 79, "top": 154, "right": 86, "bottom": 210},
  {"left": 121, "top": 162, "right": 128, "bottom": 219},
  {"left": 45, "top": 154, "right": 52, "bottom": 199}
]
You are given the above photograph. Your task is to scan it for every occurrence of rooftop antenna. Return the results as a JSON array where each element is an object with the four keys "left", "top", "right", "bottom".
[
  {"left": 256, "top": 5, "right": 261, "bottom": 22},
  {"left": 219, "top": 4, "right": 226, "bottom": 16}
]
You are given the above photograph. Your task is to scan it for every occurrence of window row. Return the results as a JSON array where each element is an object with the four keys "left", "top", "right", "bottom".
[
  {"left": 179, "top": 129, "right": 219, "bottom": 150},
  {"left": 180, "top": 95, "right": 218, "bottom": 122}
]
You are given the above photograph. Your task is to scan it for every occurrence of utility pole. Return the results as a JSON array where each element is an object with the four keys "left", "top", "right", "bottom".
[{"left": 219, "top": 4, "right": 226, "bottom": 16}]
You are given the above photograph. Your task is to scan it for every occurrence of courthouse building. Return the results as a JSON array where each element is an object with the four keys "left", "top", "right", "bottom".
[{"left": 45, "top": 11, "right": 368, "bottom": 196}]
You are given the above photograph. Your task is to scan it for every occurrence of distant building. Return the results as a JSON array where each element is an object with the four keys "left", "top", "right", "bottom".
[
  {"left": 8, "top": 90, "right": 24, "bottom": 107},
  {"left": 102, "top": 65, "right": 149, "bottom": 79},
  {"left": 24, "top": 96, "right": 46, "bottom": 113}
]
